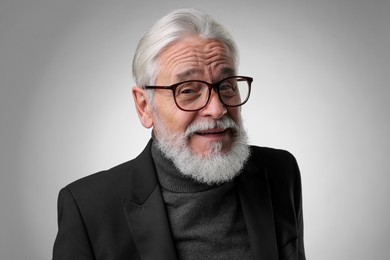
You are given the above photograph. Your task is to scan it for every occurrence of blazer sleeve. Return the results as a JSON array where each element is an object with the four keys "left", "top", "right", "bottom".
[
  {"left": 276, "top": 153, "right": 306, "bottom": 260},
  {"left": 293, "top": 155, "right": 305, "bottom": 260},
  {"left": 263, "top": 148, "right": 305, "bottom": 260},
  {"left": 52, "top": 187, "right": 95, "bottom": 260}
]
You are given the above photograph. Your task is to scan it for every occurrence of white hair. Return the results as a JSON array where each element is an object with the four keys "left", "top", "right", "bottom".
[{"left": 132, "top": 8, "right": 239, "bottom": 89}]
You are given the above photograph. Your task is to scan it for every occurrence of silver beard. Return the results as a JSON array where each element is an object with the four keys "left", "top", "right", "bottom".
[{"left": 153, "top": 115, "right": 251, "bottom": 185}]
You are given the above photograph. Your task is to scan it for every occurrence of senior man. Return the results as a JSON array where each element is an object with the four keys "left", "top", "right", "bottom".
[{"left": 53, "top": 8, "right": 305, "bottom": 260}]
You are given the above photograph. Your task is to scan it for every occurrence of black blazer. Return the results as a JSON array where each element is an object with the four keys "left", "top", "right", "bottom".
[{"left": 53, "top": 140, "right": 305, "bottom": 260}]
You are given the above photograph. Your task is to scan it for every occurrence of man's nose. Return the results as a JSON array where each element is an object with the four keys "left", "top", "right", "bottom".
[{"left": 199, "top": 90, "right": 227, "bottom": 119}]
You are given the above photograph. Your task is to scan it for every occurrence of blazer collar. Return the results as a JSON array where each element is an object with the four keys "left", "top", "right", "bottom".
[
  {"left": 122, "top": 139, "right": 178, "bottom": 260},
  {"left": 237, "top": 158, "right": 279, "bottom": 260}
]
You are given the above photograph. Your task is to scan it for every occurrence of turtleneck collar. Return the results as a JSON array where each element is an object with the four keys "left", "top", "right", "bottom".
[{"left": 151, "top": 139, "right": 219, "bottom": 193}]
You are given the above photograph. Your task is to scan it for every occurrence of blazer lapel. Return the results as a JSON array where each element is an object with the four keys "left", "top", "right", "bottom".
[
  {"left": 122, "top": 140, "right": 178, "bottom": 260},
  {"left": 237, "top": 160, "right": 279, "bottom": 260}
]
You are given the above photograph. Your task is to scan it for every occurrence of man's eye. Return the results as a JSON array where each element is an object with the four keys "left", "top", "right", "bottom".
[
  {"left": 220, "top": 83, "right": 237, "bottom": 94},
  {"left": 177, "top": 83, "right": 202, "bottom": 95},
  {"left": 220, "top": 84, "right": 233, "bottom": 91},
  {"left": 179, "top": 87, "right": 196, "bottom": 94}
]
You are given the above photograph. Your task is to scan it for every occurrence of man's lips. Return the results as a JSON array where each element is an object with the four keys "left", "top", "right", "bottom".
[{"left": 195, "top": 128, "right": 228, "bottom": 135}]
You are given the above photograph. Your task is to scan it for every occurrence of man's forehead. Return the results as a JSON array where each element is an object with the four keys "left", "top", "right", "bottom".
[
  {"left": 156, "top": 37, "right": 235, "bottom": 84},
  {"left": 175, "top": 67, "right": 235, "bottom": 82}
]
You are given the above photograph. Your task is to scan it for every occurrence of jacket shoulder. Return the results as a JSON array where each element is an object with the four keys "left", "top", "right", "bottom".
[
  {"left": 249, "top": 146, "right": 298, "bottom": 168},
  {"left": 54, "top": 156, "right": 148, "bottom": 259},
  {"left": 248, "top": 145, "right": 301, "bottom": 188},
  {"left": 63, "top": 140, "right": 156, "bottom": 201},
  {"left": 65, "top": 160, "right": 133, "bottom": 194}
]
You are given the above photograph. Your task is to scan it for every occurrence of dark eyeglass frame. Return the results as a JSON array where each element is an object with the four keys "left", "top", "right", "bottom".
[{"left": 144, "top": 76, "right": 253, "bottom": 112}]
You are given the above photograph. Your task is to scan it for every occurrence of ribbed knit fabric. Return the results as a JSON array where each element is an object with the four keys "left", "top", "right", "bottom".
[{"left": 151, "top": 140, "right": 252, "bottom": 260}]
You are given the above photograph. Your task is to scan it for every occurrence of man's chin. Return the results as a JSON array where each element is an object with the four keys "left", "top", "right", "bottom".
[
  {"left": 188, "top": 142, "right": 232, "bottom": 158},
  {"left": 188, "top": 135, "right": 235, "bottom": 157},
  {"left": 156, "top": 127, "right": 250, "bottom": 185}
]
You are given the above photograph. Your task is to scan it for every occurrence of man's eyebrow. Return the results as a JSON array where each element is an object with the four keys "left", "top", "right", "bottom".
[
  {"left": 220, "top": 67, "right": 236, "bottom": 77},
  {"left": 175, "top": 69, "right": 202, "bottom": 82}
]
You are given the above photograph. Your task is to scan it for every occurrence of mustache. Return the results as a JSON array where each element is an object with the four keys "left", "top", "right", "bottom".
[{"left": 184, "top": 116, "right": 239, "bottom": 138}]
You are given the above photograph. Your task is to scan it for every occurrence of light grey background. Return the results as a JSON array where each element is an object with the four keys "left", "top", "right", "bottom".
[{"left": 1, "top": 0, "right": 389, "bottom": 259}]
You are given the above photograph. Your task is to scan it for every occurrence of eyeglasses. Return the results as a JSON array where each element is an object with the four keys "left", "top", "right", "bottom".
[{"left": 144, "top": 76, "right": 252, "bottom": 112}]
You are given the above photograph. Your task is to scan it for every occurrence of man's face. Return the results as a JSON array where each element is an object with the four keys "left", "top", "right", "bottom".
[{"left": 151, "top": 36, "right": 241, "bottom": 157}]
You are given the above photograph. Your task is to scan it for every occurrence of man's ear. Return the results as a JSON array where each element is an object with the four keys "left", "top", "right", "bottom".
[{"left": 132, "top": 86, "right": 154, "bottom": 128}]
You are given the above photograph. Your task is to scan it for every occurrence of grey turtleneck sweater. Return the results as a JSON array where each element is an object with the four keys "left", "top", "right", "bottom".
[{"left": 151, "top": 141, "right": 252, "bottom": 260}]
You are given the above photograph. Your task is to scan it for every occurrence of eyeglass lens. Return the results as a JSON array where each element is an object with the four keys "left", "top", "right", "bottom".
[{"left": 174, "top": 77, "right": 250, "bottom": 111}]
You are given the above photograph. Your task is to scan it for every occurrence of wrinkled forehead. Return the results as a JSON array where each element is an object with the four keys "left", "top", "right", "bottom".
[{"left": 156, "top": 37, "right": 236, "bottom": 83}]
